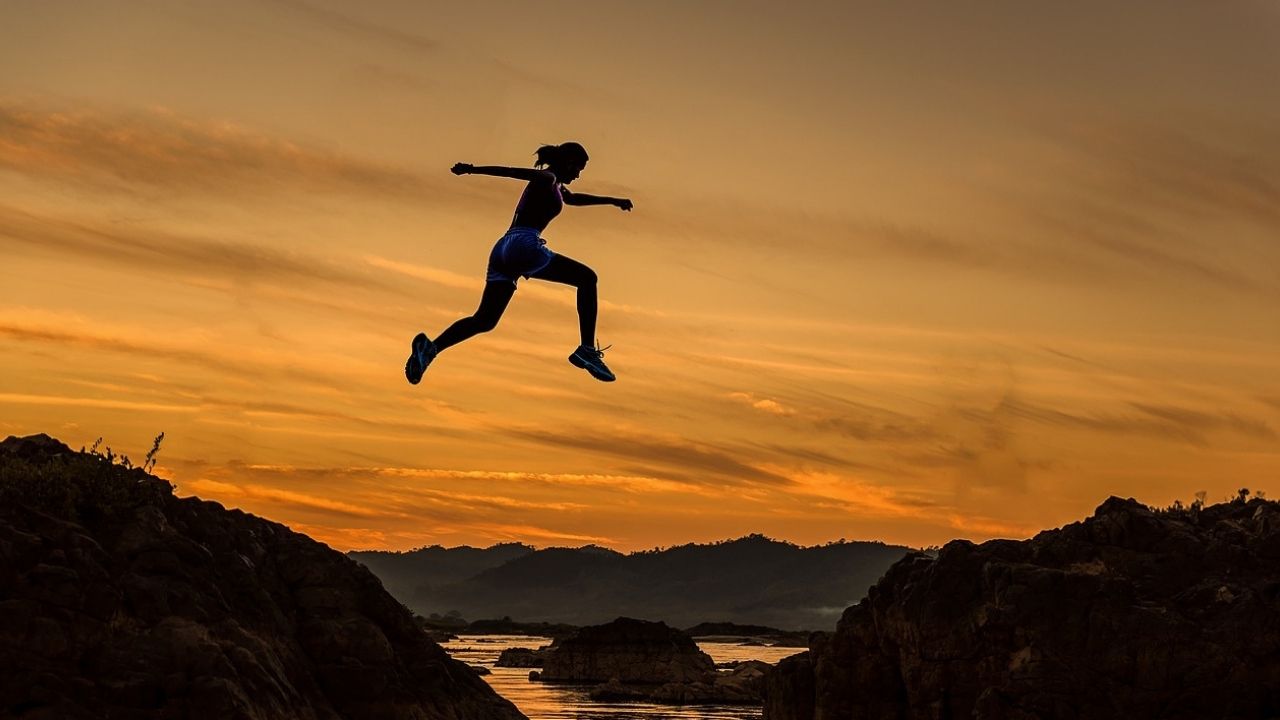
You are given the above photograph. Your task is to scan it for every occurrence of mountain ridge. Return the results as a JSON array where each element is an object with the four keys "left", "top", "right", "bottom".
[{"left": 352, "top": 532, "right": 912, "bottom": 630}]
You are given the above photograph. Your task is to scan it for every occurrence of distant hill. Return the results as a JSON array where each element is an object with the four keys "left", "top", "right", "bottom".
[
  {"left": 349, "top": 542, "right": 534, "bottom": 610},
  {"left": 352, "top": 533, "right": 911, "bottom": 630}
]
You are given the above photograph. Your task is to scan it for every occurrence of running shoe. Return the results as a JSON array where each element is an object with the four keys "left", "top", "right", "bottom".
[
  {"left": 569, "top": 341, "right": 615, "bottom": 382},
  {"left": 405, "top": 333, "right": 437, "bottom": 385}
]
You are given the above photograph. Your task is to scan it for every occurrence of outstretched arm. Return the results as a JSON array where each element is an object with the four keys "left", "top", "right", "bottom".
[
  {"left": 452, "top": 163, "right": 553, "bottom": 183},
  {"left": 562, "top": 187, "right": 634, "bottom": 211}
]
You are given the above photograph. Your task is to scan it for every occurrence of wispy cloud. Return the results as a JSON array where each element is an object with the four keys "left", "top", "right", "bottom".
[
  {"left": 781, "top": 469, "right": 942, "bottom": 519},
  {"left": 0, "top": 392, "right": 198, "bottom": 414},
  {"left": 814, "top": 414, "right": 942, "bottom": 443},
  {"left": 253, "top": 2, "right": 612, "bottom": 102},
  {"left": 0, "top": 204, "right": 399, "bottom": 293},
  {"left": 1015, "top": 118, "right": 1280, "bottom": 294},
  {"left": 992, "top": 396, "right": 1274, "bottom": 446},
  {"left": 727, "top": 391, "right": 794, "bottom": 416},
  {"left": 1052, "top": 120, "right": 1280, "bottom": 230},
  {"left": 373, "top": 466, "right": 701, "bottom": 495},
  {"left": 186, "top": 478, "right": 395, "bottom": 519},
  {"left": 0, "top": 102, "right": 458, "bottom": 200},
  {"left": 0, "top": 319, "right": 343, "bottom": 391},
  {"left": 504, "top": 426, "right": 794, "bottom": 487},
  {"left": 264, "top": 0, "right": 437, "bottom": 54},
  {"left": 449, "top": 522, "right": 617, "bottom": 547},
  {"left": 747, "top": 443, "right": 879, "bottom": 472},
  {"left": 1128, "top": 402, "right": 1275, "bottom": 441},
  {"left": 946, "top": 513, "right": 1042, "bottom": 539}
]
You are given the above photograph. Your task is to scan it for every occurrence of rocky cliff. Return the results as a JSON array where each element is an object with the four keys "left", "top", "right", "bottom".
[
  {"left": 0, "top": 434, "right": 525, "bottom": 720},
  {"left": 765, "top": 496, "right": 1280, "bottom": 720}
]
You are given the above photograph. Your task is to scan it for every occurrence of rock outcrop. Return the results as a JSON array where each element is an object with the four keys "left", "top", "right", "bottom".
[
  {"left": 539, "top": 617, "right": 715, "bottom": 684},
  {"left": 765, "top": 496, "right": 1280, "bottom": 720},
  {"left": 0, "top": 434, "right": 525, "bottom": 720},
  {"left": 537, "top": 617, "right": 769, "bottom": 704},
  {"left": 495, "top": 647, "right": 548, "bottom": 668}
]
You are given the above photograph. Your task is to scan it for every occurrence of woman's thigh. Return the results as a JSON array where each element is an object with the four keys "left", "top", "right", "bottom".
[{"left": 529, "top": 253, "right": 596, "bottom": 287}]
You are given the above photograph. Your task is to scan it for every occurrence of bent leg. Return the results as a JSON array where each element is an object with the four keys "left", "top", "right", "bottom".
[
  {"left": 433, "top": 281, "right": 516, "bottom": 352},
  {"left": 529, "top": 254, "right": 597, "bottom": 347}
]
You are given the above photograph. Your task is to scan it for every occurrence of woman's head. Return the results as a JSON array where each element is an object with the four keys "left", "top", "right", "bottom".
[{"left": 534, "top": 142, "right": 589, "bottom": 184}]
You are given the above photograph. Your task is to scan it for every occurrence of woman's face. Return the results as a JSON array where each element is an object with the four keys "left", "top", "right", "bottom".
[{"left": 558, "top": 160, "right": 586, "bottom": 184}]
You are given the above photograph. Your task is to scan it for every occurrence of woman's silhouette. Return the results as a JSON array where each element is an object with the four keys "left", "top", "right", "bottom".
[{"left": 405, "top": 142, "right": 632, "bottom": 385}]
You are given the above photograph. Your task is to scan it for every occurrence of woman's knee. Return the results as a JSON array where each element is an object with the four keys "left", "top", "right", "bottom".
[
  {"left": 578, "top": 266, "right": 598, "bottom": 287},
  {"left": 471, "top": 313, "right": 501, "bottom": 333},
  {"left": 471, "top": 317, "right": 499, "bottom": 334}
]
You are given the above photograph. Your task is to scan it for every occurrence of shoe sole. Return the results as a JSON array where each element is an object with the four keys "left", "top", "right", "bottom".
[
  {"left": 569, "top": 353, "right": 615, "bottom": 382},
  {"left": 405, "top": 333, "right": 430, "bottom": 385}
]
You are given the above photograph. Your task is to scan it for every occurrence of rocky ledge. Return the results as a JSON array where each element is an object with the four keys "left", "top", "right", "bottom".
[
  {"left": 764, "top": 495, "right": 1280, "bottom": 720},
  {"left": 0, "top": 434, "right": 525, "bottom": 720}
]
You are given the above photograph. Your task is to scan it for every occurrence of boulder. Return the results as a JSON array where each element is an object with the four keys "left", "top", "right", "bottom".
[
  {"left": 536, "top": 617, "right": 778, "bottom": 705},
  {"left": 495, "top": 646, "right": 549, "bottom": 668},
  {"left": 539, "top": 617, "right": 715, "bottom": 684}
]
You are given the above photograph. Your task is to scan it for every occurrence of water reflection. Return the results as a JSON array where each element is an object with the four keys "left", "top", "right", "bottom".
[{"left": 443, "top": 635, "right": 802, "bottom": 720}]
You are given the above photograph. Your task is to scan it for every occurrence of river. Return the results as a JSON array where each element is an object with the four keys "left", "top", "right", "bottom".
[{"left": 442, "top": 635, "right": 801, "bottom": 720}]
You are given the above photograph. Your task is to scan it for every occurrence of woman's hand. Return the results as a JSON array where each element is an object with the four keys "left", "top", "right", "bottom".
[
  {"left": 451, "top": 162, "right": 474, "bottom": 175},
  {"left": 615, "top": 198, "right": 634, "bottom": 211}
]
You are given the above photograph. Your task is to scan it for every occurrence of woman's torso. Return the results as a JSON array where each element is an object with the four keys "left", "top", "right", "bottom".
[{"left": 509, "top": 178, "right": 563, "bottom": 233}]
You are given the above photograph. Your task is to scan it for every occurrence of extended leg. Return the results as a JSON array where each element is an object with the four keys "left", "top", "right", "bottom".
[
  {"left": 433, "top": 280, "right": 516, "bottom": 352},
  {"left": 529, "top": 254, "right": 597, "bottom": 347},
  {"left": 530, "top": 255, "right": 614, "bottom": 382}
]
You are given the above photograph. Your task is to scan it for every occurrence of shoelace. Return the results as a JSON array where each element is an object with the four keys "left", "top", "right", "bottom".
[{"left": 587, "top": 339, "right": 612, "bottom": 359}]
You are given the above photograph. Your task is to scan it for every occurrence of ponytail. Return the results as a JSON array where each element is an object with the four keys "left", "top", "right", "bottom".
[{"left": 533, "top": 141, "right": 589, "bottom": 169}]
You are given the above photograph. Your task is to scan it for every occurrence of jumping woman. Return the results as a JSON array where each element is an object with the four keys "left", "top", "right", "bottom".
[{"left": 405, "top": 142, "right": 633, "bottom": 385}]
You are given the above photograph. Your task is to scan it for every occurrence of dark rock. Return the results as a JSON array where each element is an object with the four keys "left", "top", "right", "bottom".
[
  {"left": 539, "top": 617, "right": 715, "bottom": 684},
  {"left": 422, "top": 628, "right": 458, "bottom": 643},
  {"left": 0, "top": 434, "right": 525, "bottom": 719},
  {"left": 685, "top": 621, "right": 787, "bottom": 636},
  {"left": 538, "top": 617, "right": 775, "bottom": 705},
  {"left": 463, "top": 617, "right": 579, "bottom": 639},
  {"left": 495, "top": 646, "right": 549, "bottom": 668},
  {"left": 762, "top": 652, "right": 814, "bottom": 720},
  {"left": 0, "top": 434, "right": 73, "bottom": 461},
  {"left": 764, "top": 496, "right": 1280, "bottom": 720},
  {"left": 588, "top": 660, "right": 771, "bottom": 705}
]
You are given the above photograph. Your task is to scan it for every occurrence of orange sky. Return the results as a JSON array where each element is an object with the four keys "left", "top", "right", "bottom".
[{"left": 2, "top": 1, "right": 1278, "bottom": 552}]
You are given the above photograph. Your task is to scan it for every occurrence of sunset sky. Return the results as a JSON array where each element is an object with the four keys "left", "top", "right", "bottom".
[{"left": 2, "top": 1, "right": 1278, "bottom": 552}]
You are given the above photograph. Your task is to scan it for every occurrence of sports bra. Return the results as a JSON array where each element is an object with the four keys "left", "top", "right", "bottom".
[{"left": 510, "top": 178, "right": 564, "bottom": 231}]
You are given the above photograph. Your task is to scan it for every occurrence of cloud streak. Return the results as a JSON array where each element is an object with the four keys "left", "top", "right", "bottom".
[
  {"left": 0, "top": 204, "right": 398, "bottom": 293},
  {"left": 971, "top": 395, "right": 1277, "bottom": 447},
  {"left": 0, "top": 102, "right": 461, "bottom": 201},
  {"left": 504, "top": 426, "right": 794, "bottom": 487},
  {"left": 265, "top": 0, "right": 438, "bottom": 54}
]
